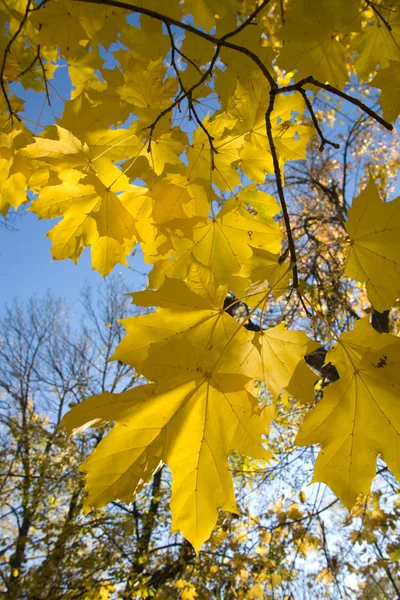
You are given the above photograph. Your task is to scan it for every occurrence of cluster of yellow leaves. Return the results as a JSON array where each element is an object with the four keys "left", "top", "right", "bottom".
[
  {"left": 1, "top": 0, "right": 400, "bottom": 550},
  {"left": 61, "top": 262, "right": 319, "bottom": 551}
]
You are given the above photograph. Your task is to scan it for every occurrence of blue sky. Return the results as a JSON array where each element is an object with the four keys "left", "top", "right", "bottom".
[{"left": 0, "top": 210, "right": 148, "bottom": 311}]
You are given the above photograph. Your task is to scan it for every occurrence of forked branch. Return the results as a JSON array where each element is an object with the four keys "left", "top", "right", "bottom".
[{"left": 0, "top": 0, "right": 32, "bottom": 121}]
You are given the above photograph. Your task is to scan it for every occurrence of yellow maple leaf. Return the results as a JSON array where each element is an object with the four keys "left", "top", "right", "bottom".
[
  {"left": 296, "top": 318, "right": 400, "bottom": 509},
  {"left": 354, "top": 9, "right": 400, "bottom": 80},
  {"left": 118, "top": 17, "right": 170, "bottom": 66},
  {"left": 230, "top": 82, "right": 314, "bottom": 182},
  {"left": 231, "top": 245, "right": 291, "bottom": 307},
  {"left": 276, "top": 0, "right": 361, "bottom": 87},
  {"left": 116, "top": 58, "right": 178, "bottom": 125},
  {"left": 61, "top": 338, "right": 272, "bottom": 552},
  {"left": 372, "top": 61, "right": 400, "bottom": 123},
  {"left": 112, "top": 263, "right": 253, "bottom": 376},
  {"left": 345, "top": 177, "right": 400, "bottom": 311},
  {"left": 183, "top": 0, "right": 236, "bottom": 31},
  {"left": 0, "top": 123, "right": 33, "bottom": 215},
  {"left": 142, "top": 128, "right": 187, "bottom": 176},
  {"left": 234, "top": 323, "right": 319, "bottom": 399},
  {"left": 148, "top": 193, "right": 282, "bottom": 287},
  {"left": 187, "top": 115, "right": 242, "bottom": 191},
  {"left": 30, "top": 173, "right": 137, "bottom": 275}
]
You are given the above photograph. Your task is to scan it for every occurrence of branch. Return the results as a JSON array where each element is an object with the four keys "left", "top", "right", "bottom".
[
  {"left": 298, "top": 88, "right": 339, "bottom": 152},
  {"left": 166, "top": 23, "right": 217, "bottom": 169},
  {"left": 309, "top": 77, "right": 393, "bottom": 131},
  {"left": 265, "top": 92, "right": 299, "bottom": 290},
  {"left": 220, "top": 0, "right": 273, "bottom": 41},
  {"left": 146, "top": 43, "right": 220, "bottom": 157},
  {"left": 38, "top": 47, "right": 51, "bottom": 107},
  {"left": 74, "top": 0, "right": 276, "bottom": 87},
  {"left": 274, "top": 76, "right": 392, "bottom": 132},
  {"left": 365, "top": 0, "right": 392, "bottom": 32},
  {"left": 0, "top": 0, "right": 32, "bottom": 121}
]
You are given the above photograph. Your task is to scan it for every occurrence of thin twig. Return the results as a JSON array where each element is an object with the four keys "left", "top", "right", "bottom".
[
  {"left": 37, "top": 49, "right": 51, "bottom": 107},
  {"left": 309, "top": 77, "right": 393, "bottom": 131},
  {"left": 17, "top": 50, "right": 39, "bottom": 78},
  {"left": 146, "top": 44, "right": 220, "bottom": 154},
  {"left": 175, "top": 47, "right": 202, "bottom": 76},
  {"left": 298, "top": 88, "right": 340, "bottom": 152},
  {"left": 280, "top": 0, "right": 285, "bottom": 24},
  {"left": 364, "top": 0, "right": 392, "bottom": 31},
  {"left": 0, "top": 0, "right": 32, "bottom": 121},
  {"left": 273, "top": 75, "right": 393, "bottom": 131},
  {"left": 220, "top": 0, "right": 272, "bottom": 41},
  {"left": 74, "top": 0, "right": 277, "bottom": 88},
  {"left": 28, "top": 0, "right": 49, "bottom": 10},
  {"left": 274, "top": 76, "right": 393, "bottom": 131},
  {"left": 166, "top": 22, "right": 217, "bottom": 168}
]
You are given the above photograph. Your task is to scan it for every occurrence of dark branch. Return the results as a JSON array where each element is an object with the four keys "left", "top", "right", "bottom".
[
  {"left": 220, "top": 0, "right": 273, "bottom": 41},
  {"left": 265, "top": 92, "right": 299, "bottom": 290},
  {"left": 299, "top": 88, "right": 340, "bottom": 152},
  {"left": 0, "top": 0, "right": 32, "bottom": 121},
  {"left": 74, "top": 0, "right": 277, "bottom": 87},
  {"left": 274, "top": 76, "right": 393, "bottom": 131},
  {"left": 38, "top": 47, "right": 51, "bottom": 107},
  {"left": 145, "top": 44, "right": 220, "bottom": 154},
  {"left": 365, "top": 0, "right": 392, "bottom": 32},
  {"left": 166, "top": 23, "right": 217, "bottom": 169}
]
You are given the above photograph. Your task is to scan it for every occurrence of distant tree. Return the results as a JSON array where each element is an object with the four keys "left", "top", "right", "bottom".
[{"left": 1, "top": 280, "right": 400, "bottom": 599}]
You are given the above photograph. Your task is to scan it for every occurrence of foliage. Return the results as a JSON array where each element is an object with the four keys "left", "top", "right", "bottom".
[
  {"left": 1, "top": 0, "right": 400, "bottom": 560},
  {"left": 1, "top": 290, "right": 400, "bottom": 599}
]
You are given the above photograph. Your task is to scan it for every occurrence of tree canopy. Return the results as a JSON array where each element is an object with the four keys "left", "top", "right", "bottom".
[{"left": 1, "top": 0, "right": 400, "bottom": 557}]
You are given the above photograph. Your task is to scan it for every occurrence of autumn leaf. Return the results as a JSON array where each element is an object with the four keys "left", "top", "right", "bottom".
[
  {"left": 296, "top": 318, "right": 400, "bottom": 508},
  {"left": 61, "top": 338, "right": 272, "bottom": 552},
  {"left": 112, "top": 264, "right": 253, "bottom": 376},
  {"left": 345, "top": 177, "right": 400, "bottom": 311}
]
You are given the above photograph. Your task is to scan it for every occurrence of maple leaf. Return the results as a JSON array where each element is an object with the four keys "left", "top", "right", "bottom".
[
  {"left": 354, "top": 8, "right": 400, "bottom": 80},
  {"left": 230, "top": 80, "right": 314, "bottom": 182},
  {"left": 0, "top": 123, "right": 33, "bottom": 215},
  {"left": 186, "top": 115, "right": 242, "bottom": 192},
  {"left": 372, "top": 61, "right": 400, "bottom": 123},
  {"left": 296, "top": 318, "right": 400, "bottom": 509},
  {"left": 29, "top": 172, "right": 137, "bottom": 275},
  {"left": 231, "top": 323, "right": 319, "bottom": 400},
  {"left": 116, "top": 57, "right": 178, "bottom": 125},
  {"left": 148, "top": 191, "right": 282, "bottom": 287},
  {"left": 112, "top": 263, "right": 253, "bottom": 376},
  {"left": 276, "top": 0, "right": 361, "bottom": 87},
  {"left": 61, "top": 338, "right": 272, "bottom": 552},
  {"left": 345, "top": 177, "right": 400, "bottom": 311},
  {"left": 183, "top": 0, "right": 236, "bottom": 31},
  {"left": 231, "top": 245, "right": 292, "bottom": 307}
]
